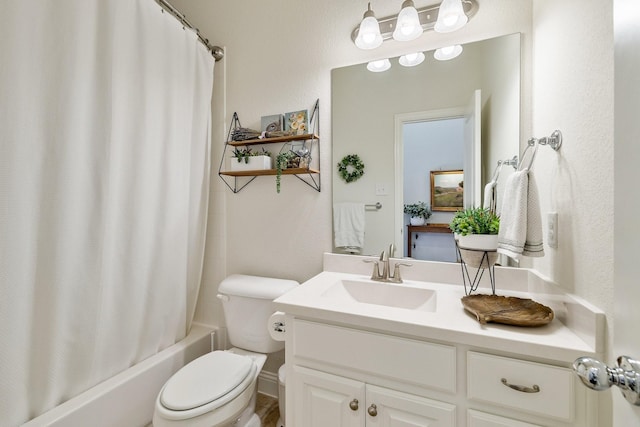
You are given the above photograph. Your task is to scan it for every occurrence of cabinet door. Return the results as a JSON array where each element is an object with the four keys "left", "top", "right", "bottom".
[
  {"left": 292, "top": 365, "right": 366, "bottom": 427},
  {"left": 366, "top": 384, "right": 456, "bottom": 427}
]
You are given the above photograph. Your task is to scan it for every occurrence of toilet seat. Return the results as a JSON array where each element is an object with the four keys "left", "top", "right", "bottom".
[{"left": 157, "top": 351, "right": 257, "bottom": 420}]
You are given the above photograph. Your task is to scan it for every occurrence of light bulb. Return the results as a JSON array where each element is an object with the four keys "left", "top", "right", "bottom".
[
  {"left": 355, "top": 3, "right": 383, "bottom": 50},
  {"left": 434, "top": 44, "right": 463, "bottom": 61},
  {"left": 367, "top": 58, "right": 391, "bottom": 72},
  {"left": 434, "top": 0, "right": 468, "bottom": 33},
  {"left": 399, "top": 52, "right": 425, "bottom": 67},
  {"left": 392, "top": 0, "right": 423, "bottom": 42}
]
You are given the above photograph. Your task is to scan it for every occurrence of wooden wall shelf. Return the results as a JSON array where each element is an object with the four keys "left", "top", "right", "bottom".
[
  {"left": 218, "top": 100, "right": 321, "bottom": 193},
  {"left": 220, "top": 168, "right": 320, "bottom": 177},
  {"left": 227, "top": 133, "right": 319, "bottom": 147}
]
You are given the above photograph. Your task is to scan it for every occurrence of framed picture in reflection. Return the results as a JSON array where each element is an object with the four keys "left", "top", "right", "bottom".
[{"left": 430, "top": 170, "right": 464, "bottom": 211}]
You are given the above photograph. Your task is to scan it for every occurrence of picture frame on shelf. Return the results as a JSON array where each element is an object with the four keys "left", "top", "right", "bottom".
[
  {"left": 284, "top": 109, "right": 308, "bottom": 135},
  {"left": 430, "top": 170, "right": 464, "bottom": 211},
  {"left": 261, "top": 114, "right": 284, "bottom": 133}
]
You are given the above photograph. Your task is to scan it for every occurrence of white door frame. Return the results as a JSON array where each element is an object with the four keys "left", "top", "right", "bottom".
[{"left": 393, "top": 108, "right": 466, "bottom": 254}]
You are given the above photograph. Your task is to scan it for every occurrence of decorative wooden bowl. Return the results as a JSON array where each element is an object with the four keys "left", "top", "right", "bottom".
[{"left": 461, "top": 295, "right": 554, "bottom": 326}]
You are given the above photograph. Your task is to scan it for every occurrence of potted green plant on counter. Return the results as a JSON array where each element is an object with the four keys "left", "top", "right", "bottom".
[
  {"left": 404, "top": 201, "right": 432, "bottom": 226},
  {"left": 449, "top": 207, "right": 500, "bottom": 251}
]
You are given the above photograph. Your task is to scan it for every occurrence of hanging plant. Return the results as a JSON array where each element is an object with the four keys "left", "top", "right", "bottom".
[
  {"left": 275, "top": 152, "right": 294, "bottom": 193},
  {"left": 337, "top": 154, "right": 365, "bottom": 183}
]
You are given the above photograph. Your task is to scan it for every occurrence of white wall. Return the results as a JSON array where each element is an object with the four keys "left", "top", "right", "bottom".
[
  {"left": 531, "top": 0, "right": 614, "bottom": 327},
  {"left": 170, "top": 0, "right": 533, "bottom": 316},
  {"left": 160, "top": 0, "right": 616, "bottom": 383}
]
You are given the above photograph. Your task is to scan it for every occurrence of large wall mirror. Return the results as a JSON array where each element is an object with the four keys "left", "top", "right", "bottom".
[{"left": 332, "top": 33, "right": 520, "bottom": 261}]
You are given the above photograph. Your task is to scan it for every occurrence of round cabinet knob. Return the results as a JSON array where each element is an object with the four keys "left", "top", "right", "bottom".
[
  {"left": 367, "top": 403, "right": 378, "bottom": 417},
  {"left": 349, "top": 399, "right": 359, "bottom": 411}
]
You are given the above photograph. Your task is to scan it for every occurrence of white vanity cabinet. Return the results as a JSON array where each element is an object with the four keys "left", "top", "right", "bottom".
[
  {"left": 292, "top": 366, "right": 456, "bottom": 426},
  {"left": 286, "top": 318, "right": 593, "bottom": 427}
]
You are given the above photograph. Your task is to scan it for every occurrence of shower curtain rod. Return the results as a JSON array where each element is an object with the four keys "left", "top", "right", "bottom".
[{"left": 155, "top": 0, "right": 224, "bottom": 61}]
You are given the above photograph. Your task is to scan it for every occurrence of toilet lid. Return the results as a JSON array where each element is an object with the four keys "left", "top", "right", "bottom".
[{"left": 160, "top": 351, "right": 254, "bottom": 411}]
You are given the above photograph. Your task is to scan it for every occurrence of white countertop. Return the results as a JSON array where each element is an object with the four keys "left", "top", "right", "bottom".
[{"left": 274, "top": 254, "right": 605, "bottom": 363}]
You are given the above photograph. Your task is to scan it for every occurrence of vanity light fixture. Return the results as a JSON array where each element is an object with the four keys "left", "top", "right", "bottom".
[
  {"left": 434, "top": 44, "right": 463, "bottom": 60},
  {"left": 399, "top": 51, "right": 425, "bottom": 67},
  {"left": 352, "top": 0, "right": 478, "bottom": 50},
  {"left": 367, "top": 58, "right": 392, "bottom": 72},
  {"left": 392, "top": 0, "right": 423, "bottom": 42},
  {"left": 354, "top": 3, "right": 383, "bottom": 50},
  {"left": 434, "top": 0, "right": 468, "bottom": 33}
]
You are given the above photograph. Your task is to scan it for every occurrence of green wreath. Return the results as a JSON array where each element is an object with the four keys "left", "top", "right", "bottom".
[{"left": 337, "top": 154, "right": 365, "bottom": 183}]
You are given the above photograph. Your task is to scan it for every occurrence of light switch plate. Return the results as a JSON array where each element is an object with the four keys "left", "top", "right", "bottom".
[
  {"left": 547, "top": 212, "right": 558, "bottom": 248},
  {"left": 375, "top": 183, "right": 388, "bottom": 196}
]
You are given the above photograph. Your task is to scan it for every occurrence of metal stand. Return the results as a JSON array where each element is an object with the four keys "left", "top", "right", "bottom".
[{"left": 455, "top": 242, "right": 496, "bottom": 296}]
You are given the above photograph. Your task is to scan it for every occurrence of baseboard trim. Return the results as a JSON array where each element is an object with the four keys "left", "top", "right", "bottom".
[{"left": 257, "top": 370, "right": 279, "bottom": 398}]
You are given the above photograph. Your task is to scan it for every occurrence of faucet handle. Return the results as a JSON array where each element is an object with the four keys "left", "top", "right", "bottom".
[
  {"left": 363, "top": 259, "right": 382, "bottom": 280},
  {"left": 391, "top": 262, "right": 412, "bottom": 283}
]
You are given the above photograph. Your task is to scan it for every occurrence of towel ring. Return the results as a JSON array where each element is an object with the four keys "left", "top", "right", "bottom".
[{"left": 518, "top": 138, "right": 539, "bottom": 171}]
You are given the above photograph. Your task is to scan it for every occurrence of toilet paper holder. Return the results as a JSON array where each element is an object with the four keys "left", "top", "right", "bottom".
[{"left": 273, "top": 321, "right": 285, "bottom": 333}]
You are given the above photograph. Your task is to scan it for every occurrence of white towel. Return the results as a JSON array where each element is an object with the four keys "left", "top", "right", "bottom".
[
  {"left": 333, "top": 202, "right": 365, "bottom": 253},
  {"left": 497, "top": 170, "right": 545, "bottom": 260},
  {"left": 483, "top": 181, "right": 496, "bottom": 212}
]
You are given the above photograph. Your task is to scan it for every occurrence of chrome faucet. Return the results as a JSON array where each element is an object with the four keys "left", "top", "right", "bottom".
[{"left": 363, "top": 244, "right": 411, "bottom": 283}]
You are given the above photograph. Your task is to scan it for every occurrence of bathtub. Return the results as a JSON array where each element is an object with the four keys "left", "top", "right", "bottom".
[{"left": 22, "top": 324, "right": 214, "bottom": 427}]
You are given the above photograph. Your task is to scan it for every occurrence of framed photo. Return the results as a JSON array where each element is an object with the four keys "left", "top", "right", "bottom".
[
  {"left": 261, "top": 114, "right": 284, "bottom": 133},
  {"left": 430, "top": 170, "right": 464, "bottom": 211},
  {"left": 284, "top": 110, "right": 308, "bottom": 135}
]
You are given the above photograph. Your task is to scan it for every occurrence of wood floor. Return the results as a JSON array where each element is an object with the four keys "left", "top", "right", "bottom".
[{"left": 256, "top": 393, "right": 281, "bottom": 427}]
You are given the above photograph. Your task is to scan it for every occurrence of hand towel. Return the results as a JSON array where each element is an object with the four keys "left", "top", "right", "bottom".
[
  {"left": 483, "top": 181, "right": 496, "bottom": 212},
  {"left": 333, "top": 202, "right": 365, "bottom": 253},
  {"left": 497, "top": 170, "right": 545, "bottom": 260}
]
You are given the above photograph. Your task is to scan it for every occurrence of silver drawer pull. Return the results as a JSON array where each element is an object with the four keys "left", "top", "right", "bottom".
[
  {"left": 349, "top": 399, "right": 359, "bottom": 411},
  {"left": 501, "top": 378, "right": 540, "bottom": 393}
]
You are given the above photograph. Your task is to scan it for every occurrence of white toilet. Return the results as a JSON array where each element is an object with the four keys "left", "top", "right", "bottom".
[{"left": 153, "top": 274, "right": 297, "bottom": 427}]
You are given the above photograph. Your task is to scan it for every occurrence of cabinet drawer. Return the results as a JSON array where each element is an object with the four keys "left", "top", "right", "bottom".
[
  {"left": 467, "top": 409, "right": 542, "bottom": 427},
  {"left": 293, "top": 320, "right": 456, "bottom": 393},
  {"left": 467, "top": 352, "right": 574, "bottom": 422}
]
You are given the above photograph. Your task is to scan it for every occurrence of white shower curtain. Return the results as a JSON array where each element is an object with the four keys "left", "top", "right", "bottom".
[{"left": 0, "top": 1, "right": 214, "bottom": 425}]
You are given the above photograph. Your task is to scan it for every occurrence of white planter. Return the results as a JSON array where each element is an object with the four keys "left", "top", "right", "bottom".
[
  {"left": 410, "top": 217, "right": 426, "bottom": 226},
  {"left": 459, "top": 248, "right": 499, "bottom": 268},
  {"left": 229, "top": 155, "right": 272, "bottom": 171},
  {"left": 457, "top": 234, "right": 498, "bottom": 251}
]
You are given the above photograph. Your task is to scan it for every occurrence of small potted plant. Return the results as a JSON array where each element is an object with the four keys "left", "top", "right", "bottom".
[
  {"left": 449, "top": 207, "right": 500, "bottom": 250},
  {"left": 404, "top": 201, "right": 432, "bottom": 226},
  {"left": 230, "top": 147, "right": 272, "bottom": 171}
]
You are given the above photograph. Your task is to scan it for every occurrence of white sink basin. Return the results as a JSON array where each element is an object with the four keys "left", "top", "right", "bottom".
[{"left": 321, "top": 279, "right": 437, "bottom": 312}]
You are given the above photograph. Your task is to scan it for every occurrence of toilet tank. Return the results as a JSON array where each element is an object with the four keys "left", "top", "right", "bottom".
[{"left": 218, "top": 274, "right": 298, "bottom": 353}]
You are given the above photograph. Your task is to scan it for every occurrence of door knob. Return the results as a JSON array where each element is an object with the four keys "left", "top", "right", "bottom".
[
  {"left": 573, "top": 355, "right": 640, "bottom": 405},
  {"left": 349, "top": 399, "right": 359, "bottom": 411}
]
